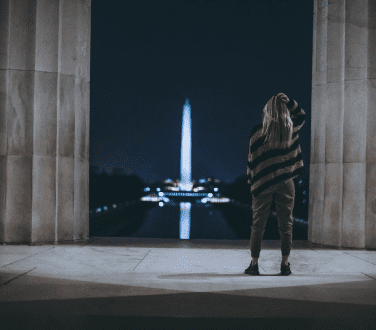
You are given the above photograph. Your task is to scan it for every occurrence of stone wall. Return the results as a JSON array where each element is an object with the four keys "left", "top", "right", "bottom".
[
  {"left": 0, "top": 0, "right": 91, "bottom": 244},
  {"left": 308, "top": 0, "right": 376, "bottom": 249}
]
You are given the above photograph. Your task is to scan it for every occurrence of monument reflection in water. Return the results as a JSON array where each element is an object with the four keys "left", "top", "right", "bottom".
[{"left": 179, "top": 99, "right": 193, "bottom": 239}]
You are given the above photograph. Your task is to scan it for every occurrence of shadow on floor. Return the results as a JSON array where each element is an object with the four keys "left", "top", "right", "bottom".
[
  {"left": 1, "top": 315, "right": 375, "bottom": 330},
  {"left": 1, "top": 271, "right": 376, "bottom": 330}
]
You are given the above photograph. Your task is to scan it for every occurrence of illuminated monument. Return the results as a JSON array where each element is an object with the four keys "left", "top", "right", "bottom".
[
  {"left": 180, "top": 99, "right": 193, "bottom": 191},
  {"left": 179, "top": 99, "right": 192, "bottom": 239}
]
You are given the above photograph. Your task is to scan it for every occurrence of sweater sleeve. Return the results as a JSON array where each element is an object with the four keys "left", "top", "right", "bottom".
[
  {"left": 287, "top": 98, "right": 306, "bottom": 133},
  {"left": 247, "top": 138, "right": 252, "bottom": 185}
]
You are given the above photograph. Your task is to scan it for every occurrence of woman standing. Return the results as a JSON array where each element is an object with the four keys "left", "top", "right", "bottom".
[{"left": 244, "top": 92, "right": 306, "bottom": 276}]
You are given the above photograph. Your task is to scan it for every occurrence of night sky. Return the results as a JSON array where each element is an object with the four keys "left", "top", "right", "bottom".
[{"left": 90, "top": 0, "right": 314, "bottom": 184}]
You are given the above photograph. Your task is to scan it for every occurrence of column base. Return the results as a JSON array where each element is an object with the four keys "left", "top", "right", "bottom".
[{"left": 307, "top": 240, "right": 376, "bottom": 251}]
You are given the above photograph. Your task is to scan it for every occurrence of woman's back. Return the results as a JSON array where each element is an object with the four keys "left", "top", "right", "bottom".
[{"left": 247, "top": 94, "right": 306, "bottom": 197}]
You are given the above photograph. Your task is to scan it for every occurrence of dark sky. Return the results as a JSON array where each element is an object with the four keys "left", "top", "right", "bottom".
[{"left": 90, "top": 0, "right": 313, "bottom": 184}]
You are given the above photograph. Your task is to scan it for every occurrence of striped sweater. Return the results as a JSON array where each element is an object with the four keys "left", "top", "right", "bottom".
[{"left": 247, "top": 98, "right": 306, "bottom": 197}]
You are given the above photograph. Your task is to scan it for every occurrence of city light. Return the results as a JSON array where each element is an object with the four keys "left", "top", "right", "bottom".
[
  {"left": 141, "top": 196, "right": 161, "bottom": 202},
  {"left": 210, "top": 197, "right": 230, "bottom": 203},
  {"left": 158, "top": 192, "right": 164, "bottom": 196},
  {"left": 163, "top": 192, "right": 208, "bottom": 196},
  {"left": 144, "top": 187, "right": 150, "bottom": 192},
  {"left": 104, "top": 206, "right": 108, "bottom": 210},
  {"left": 156, "top": 188, "right": 161, "bottom": 192},
  {"left": 208, "top": 193, "right": 213, "bottom": 198},
  {"left": 214, "top": 187, "right": 218, "bottom": 192},
  {"left": 166, "top": 186, "right": 180, "bottom": 191},
  {"left": 112, "top": 204, "right": 117, "bottom": 208},
  {"left": 159, "top": 202, "right": 164, "bottom": 207},
  {"left": 199, "top": 197, "right": 230, "bottom": 204}
]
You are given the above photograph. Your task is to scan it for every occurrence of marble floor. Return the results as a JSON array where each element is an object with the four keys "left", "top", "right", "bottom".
[{"left": 1, "top": 237, "right": 376, "bottom": 329}]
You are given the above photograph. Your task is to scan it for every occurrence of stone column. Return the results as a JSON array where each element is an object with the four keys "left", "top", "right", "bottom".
[
  {"left": 0, "top": 0, "right": 91, "bottom": 244},
  {"left": 309, "top": 0, "right": 376, "bottom": 249}
]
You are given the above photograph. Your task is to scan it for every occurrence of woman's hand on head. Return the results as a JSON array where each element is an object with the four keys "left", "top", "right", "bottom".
[{"left": 277, "top": 93, "right": 290, "bottom": 104}]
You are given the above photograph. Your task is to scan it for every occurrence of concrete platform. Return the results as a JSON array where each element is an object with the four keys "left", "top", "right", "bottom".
[{"left": 1, "top": 237, "right": 376, "bottom": 330}]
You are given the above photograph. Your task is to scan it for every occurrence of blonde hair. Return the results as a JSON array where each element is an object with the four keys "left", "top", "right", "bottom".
[{"left": 260, "top": 93, "right": 293, "bottom": 149}]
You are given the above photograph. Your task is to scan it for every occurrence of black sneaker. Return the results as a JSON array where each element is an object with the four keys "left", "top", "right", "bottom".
[
  {"left": 244, "top": 262, "right": 259, "bottom": 275},
  {"left": 281, "top": 262, "right": 291, "bottom": 276}
]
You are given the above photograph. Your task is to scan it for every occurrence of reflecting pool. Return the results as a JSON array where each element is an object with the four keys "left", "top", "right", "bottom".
[{"left": 89, "top": 200, "right": 308, "bottom": 240}]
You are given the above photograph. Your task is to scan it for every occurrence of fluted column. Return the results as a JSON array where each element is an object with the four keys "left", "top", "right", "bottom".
[
  {"left": 309, "top": 0, "right": 376, "bottom": 249},
  {"left": 0, "top": 0, "right": 91, "bottom": 244}
]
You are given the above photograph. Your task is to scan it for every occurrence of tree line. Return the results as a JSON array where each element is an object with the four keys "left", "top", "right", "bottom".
[
  {"left": 89, "top": 166, "right": 309, "bottom": 219},
  {"left": 89, "top": 166, "right": 145, "bottom": 210}
]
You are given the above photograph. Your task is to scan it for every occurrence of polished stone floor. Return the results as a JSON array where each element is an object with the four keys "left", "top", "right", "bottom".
[{"left": 1, "top": 237, "right": 376, "bottom": 329}]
